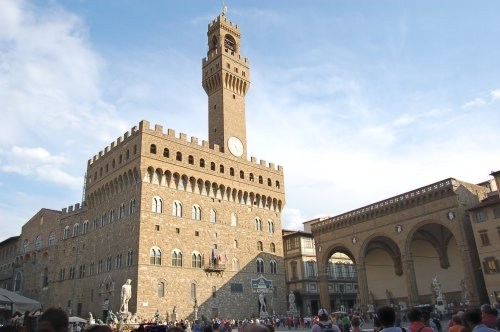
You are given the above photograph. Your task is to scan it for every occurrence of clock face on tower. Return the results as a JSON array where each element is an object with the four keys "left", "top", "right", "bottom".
[{"left": 228, "top": 136, "right": 244, "bottom": 157}]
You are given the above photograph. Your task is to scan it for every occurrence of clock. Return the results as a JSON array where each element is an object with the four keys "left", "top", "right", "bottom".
[{"left": 228, "top": 136, "right": 244, "bottom": 157}]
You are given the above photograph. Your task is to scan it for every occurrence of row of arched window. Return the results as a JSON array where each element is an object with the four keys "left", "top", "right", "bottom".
[
  {"left": 149, "top": 144, "right": 281, "bottom": 189},
  {"left": 22, "top": 233, "right": 56, "bottom": 254},
  {"left": 62, "top": 199, "right": 137, "bottom": 240},
  {"left": 256, "top": 258, "right": 278, "bottom": 274}
]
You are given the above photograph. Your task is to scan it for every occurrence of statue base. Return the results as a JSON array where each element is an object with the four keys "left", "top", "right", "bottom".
[
  {"left": 287, "top": 310, "right": 300, "bottom": 317},
  {"left": 171, "top": 313, "right": 177, "bottom": 322},
  {"left": 259, "top": 311, "right": 269, "bottom": 318}
]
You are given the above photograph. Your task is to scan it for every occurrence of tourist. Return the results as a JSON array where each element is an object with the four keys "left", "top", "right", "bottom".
[
  {"left": 351, "top": 316, "right": 361, "bottom": 332},
  {"left": 311, "top": 309, "right": 341, "bottom": 332},
  {"left": 448, "top": 315, "right": 465, "bottom": 332},
  {"left": 374, "top": 306, "right": 401, "bottom": 332},
  {"left": 36, "top": 308, "right": 69, "bottom": 332},
  {"left": 480, "top": 304, "right": 497, "bottom": 329},
  {"left": 407, "top": 308, "right": 434, "bottom": 332},
  {"left": 462, "top": 308, "right": 497, "bottom": 332}
]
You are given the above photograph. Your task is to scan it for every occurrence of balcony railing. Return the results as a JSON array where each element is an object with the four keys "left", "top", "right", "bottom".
[{"left": 204, "top": 263, "right": 225, "bottom": 276}]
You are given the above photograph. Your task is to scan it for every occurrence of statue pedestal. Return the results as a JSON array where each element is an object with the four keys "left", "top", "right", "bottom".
[
  {"left": 287, "top": 310, "right": 300, "bottom": 317},
  {"left": 171, "top": 313, "right": 177, "bottom": 322},
  {"left": 259, "top": 311, "right": 269, "bottom": 318}
]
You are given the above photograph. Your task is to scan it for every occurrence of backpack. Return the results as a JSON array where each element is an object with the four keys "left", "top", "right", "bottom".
[{"left": 318, "top": 322, "right": 335, "bottom": 332}]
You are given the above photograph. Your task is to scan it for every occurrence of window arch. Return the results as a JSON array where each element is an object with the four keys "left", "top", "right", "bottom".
[
  {"left": 270, "top": 242, "right": 276, "bottom": 253},
  {"left": 230, "top": 213, "right": 238, "bottom": 226},
  {"left": 72, "top": 223, "right": 80, "bottom": 237},
  {"left": 150, "top": 144, "right": 157, "bottom": 154},
  {"left": 210, "top": 162, "right": 216, "bottom": 171},
  {"left": 267, "top": 178, "right": 272, "bottom": 186},
  {"left": 249, "top": 173, "right": 254, "bottom": 182},
  {"left": 234, "top": 239, "right": 238, "bottom": 248},
  {"left": 259, "top": 176, "right": 263, "bottom": 184},
  {"left": 63, "top": 226, "right": 70, "bottom": 240},
  {"left": 220, "top": 165, "right": 224, "bottom": 173},
  {"left": 239, "top": 170, "right": 244, "bottom": 179},
  {"left": 188, "top": 155, "right": 194, "bottom": 165},
  {"left": 176, "top": 151, "right": 182, "bottom": 161},
  {"left": 257, "top": 241, "right": 263, "bottom": 251},
  {"left": 276, "top": 180, "right": 280, "bottom": 188},
  {"left": 129, "top": 199, "right": 136, "bottom": 214},
  {"left": 14, "top": 271, "right": 22, "bottom": 292},
  {"left": 192, "top": 205, "right": 202, "bottom": 220},
  {"left": 171, "top": 249, "right": 183, "bottom": 267},
  {"left": 210, "top": 209, "right": 217, "bottom": 223},
  {"left": 268, "top": 220, "right": 275, "bottom": 233},
  {"left": 172, "top": 201, "right": 182, "bottom": 217},
  {"left": 43, "top": 267, "right": 49, "bottom": 287},
  {"left": 191, "top": 252, "right": 202, "bottom": 268},
  {"left": 152, "top": 196, "right": 163, "bottom": 213},
  {"left": 255, "top": 218, "right": 262, "bottom": 231},
  {"left": 200, "top": 159, "right": 205, "bottom": 168},
  {"left": 163, "top": 148, "right": 170, "bottom": 158},
  {"left": 35, "top": 235, "right": 42, "bottom": 251},
  {"left": 82, "top": 221, "right": 89, "bottom": 235},
  {"left": 48, "top": 232, "right": 56, "bottom": 247},
  {"left": 158, "top": 281, "right": 165, "bottom": 297},
  {"left": 191, "top": 282, "right": 197, "bottom": 299},
  {"left": 256, "top": 258, "right": 264, "bottom": 273},
  {"left": 270, "top": 260, "right": 277, "bottom": 274},
  {"left": 230, "top": 168, "right": 235, "bottom": 176},
  {"left": 150, "top": 247, "right": 161, "bottom": 265}
]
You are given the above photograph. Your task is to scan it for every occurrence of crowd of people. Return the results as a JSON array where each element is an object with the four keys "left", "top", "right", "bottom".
[{"left": 0, "top": 303, "right": 499, "bottom": 332}]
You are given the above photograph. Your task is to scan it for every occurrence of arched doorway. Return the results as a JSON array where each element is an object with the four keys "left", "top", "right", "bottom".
[{"left": 325, "top": 247, "right": 357, "bottom": 312}]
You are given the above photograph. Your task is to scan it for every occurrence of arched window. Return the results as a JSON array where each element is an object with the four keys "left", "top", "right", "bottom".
[
  {"left": 158, "top": 282, "right": 165, "bottom": 297},
  {"left": 152, "top": 196, "right": 163, "bottom": 213},
  {"left": 150, "top": 144, "right": 157, "bottom": 154},
  {"left": 270, "top": 243, "right": 276, "bottom": 253},
  {"left": 191, "top": 282, "right": 197, "bottom": 299},
  {"left": 210, "top": 209, "right": 217, "bottom": 223},
  {"left": 270, "top": 260, "right": 277, "bottom": 274},
  {"left": 230, "top": 213, "right": 238, "bottom": 226},
  {"left": 72, "top": 223, "right": 80, "bottom": 237},
  {"left": 172, "top": 201, "right": 182, "bottom": 217},
  {"left": 200, "top": 159, "right": 205, "bottom": 168},
  {"left": 240, "top": 170, "right": 244, "bottom": 179},
  {"left": 48, "top": 232, "right": 56, "bottom": 247},
  {"left": 268, "top": 220, "right": 274, "bottom": 233},
  {"left": 63, "top": 227, "right": 70, "bottom": 240},
  {"left": 188, "top": 155, "right": 194, "bottom": 165},
  {"left": 249, "top": 173, "right": 254, "bottom": 182},
  {"left": 82, "top": 221, "right": 89, "bottom": 235},
  {"left": 171, "top": 250, "right": 183, "bottom": 267},
  {"left": 232, "top": 258, "right": 240, "bottom": 271},
  {"left": 129, "top": 199, "right": 136, "bottom": 214},
  {"left": 210, "top": 162, "right": 216, "bottom": 171},
  {"left": 163, "top": 148, "right": 170, "bottom": 158},
  {"left": 256, "top": 258, "right": 264, "bottom": 273},
  {"left": 176, "top": 151, "right": 182, "bottom": 161},
  {"left": 230, "top": 168, "right": 235, "bottom": 176},
  {"left": 35, "top": 235, "right": 42, "bottom": 251},
  {"left": 14, "top": 271, "right": 22, "bottom": 292},
  {"left": 255, "top": 218, "right": 262, "bottom": 231},
  {"left": 276, "top": 180, "right": 280, "bottom": 188},
  {"left": 259, "top": 176, "right": 263, "bottom": 184},
  {"left": 149, "top": 247, "right": 161, "bottom": 265},
  {"left": 191, "top": 252, "right": 202, "bottom": 268},
  {"left": 234, "top": 240, "right": 238, "bottom": 248},
  {"left": 22, "top": 240, "right": 29, "bottom": 254},
  {"left": 192, "top": 205, "right": 201, "bottom": 220},
  {"left": 267, "top": 178, "right": 272, "bottom": 186},
  {"left": 257, "top": 241, "right": 263, "bottom": 251},
  {"left": 43, "top": 267, "right": 49, "bottom": 287},
  {"left": 119, "top": 203, "right": 125, "bottom": 219}
]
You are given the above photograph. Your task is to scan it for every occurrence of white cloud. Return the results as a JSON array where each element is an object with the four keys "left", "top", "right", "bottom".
[{"left": 491, "top": 89, "right": 500, "bottom": 101}]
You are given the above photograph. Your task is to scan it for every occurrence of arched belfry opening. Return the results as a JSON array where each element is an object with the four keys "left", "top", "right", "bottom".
[{"left": 224, "top": 34, "right": 237, "bottom": 52}]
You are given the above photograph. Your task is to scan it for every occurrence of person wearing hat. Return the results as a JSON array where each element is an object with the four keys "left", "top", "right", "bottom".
[{"left": 311, "top": 309, "right": 341, "bottom": 332}]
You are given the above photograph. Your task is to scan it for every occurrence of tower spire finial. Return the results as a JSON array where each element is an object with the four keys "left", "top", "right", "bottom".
[{"left": 222, "top": 2, "right": 228, "bottom": 16}]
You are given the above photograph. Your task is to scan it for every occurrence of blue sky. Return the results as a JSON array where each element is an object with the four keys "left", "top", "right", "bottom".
[{"left": 1, "top": 0, "right": 500, "bottom": 239}]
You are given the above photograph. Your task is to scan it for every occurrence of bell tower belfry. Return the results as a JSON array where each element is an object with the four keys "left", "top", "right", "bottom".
[{"left": 202, "top": 10, "right": 250, "bottom": 159}]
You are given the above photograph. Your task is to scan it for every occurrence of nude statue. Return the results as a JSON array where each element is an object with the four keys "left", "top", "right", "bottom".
[
  {"left": 259, "top": 292, "right": 267, "bottom": 313},
  {"left": 120, "top": 279, "right": 132, "bottom": 313},
  {"left": 289, "top": 291, "right": 296, "bottom": 311}
]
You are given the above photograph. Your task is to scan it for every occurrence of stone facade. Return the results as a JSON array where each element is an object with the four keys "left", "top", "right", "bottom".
[
  {"left": 0, "top": 236, "right": 19, "bottom": 291},
  {"left": 1, "top": 11, "right": 286, "bottom": 321},
  {"left": 311, "top": 177, "right": 493, "bottom": 312},
  {"left": 468, "top": 171, "right": 500, "bottom": 305}
]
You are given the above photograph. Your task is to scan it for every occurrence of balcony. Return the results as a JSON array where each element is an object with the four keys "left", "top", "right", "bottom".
[{"left": 204, "top": 263, "right": 225, "bottom": 277}]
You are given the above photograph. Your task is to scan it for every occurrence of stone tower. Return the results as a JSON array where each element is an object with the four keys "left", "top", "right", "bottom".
[{"left": 202, "top": 12, "right": 250, "bottom": 159}]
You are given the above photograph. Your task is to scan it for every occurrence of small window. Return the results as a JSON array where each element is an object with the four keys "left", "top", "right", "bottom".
[
  {"left": 172, "top": 201, "right": 182, "bottom": 217},
  {"left": 126, "top": 150, "right": 130, "bottom": 160},
  {"left": 211, "top": 162, "right": 216, "bottom": 171},
  {"left": 176, "top": 152, "right": 182, "bottom": 161},
  {"left": 230, "top": 168, "right": 235, "bottom": 176},
  {"left": 171, "top": 250, "right": 183, "bottom": 267},
  {"left": 475, "top": 210, "right": 486, "bottom": 222},
  {"left": 192, "top": 205, "right": 202, "bottom": 221},
  {"left": 270, "top": 260, "right": 277, "bottom": 274},
  {"left": 195, "top": 231, "right": 199, "bottom": 237},
  {"left": 210, "top": 209, "right": 217, "bottom": 223},
  {"left": 276, "top": 180, "right": 280, "bottom": 188},
  {"left": 270, "top": 243, "right": 276, "bottom": 253},
  {"left": 220, "top": 165, "right": 224, "bottom": 173},
  {"left": 191, "top": 253, "right": 202, "bottom": 268},
  {"left": 155, "top": 225, "right": 160, "bottom": 231},
  {"left": 188, "top": 155, "right": 194, "bottom": 165},
  {"left": 257, "top": 241, "right": 263, "bottom": 251},
  {"left": 176, "top": 228, "right": 180, "bottom": 234},
  {"left": 234, "top": 240, "right": 238, "bottom": 248},
  {"left": 480, "top": 231, "right": 491, "bottom": 246},
  {"left": 249, "top": 173, "right": 254, "bottom": 182},
  {"left": 240, "top": 170, "right": 244, "bottom": 179},
  {"left": 267, "top": 178, "right": 272, "bottom": 186},
  {"left": 163, "top": 148, "right": 170, "bottom": 158},
  {"left": 259, "top": 176, "right": 263, "bottom": 184},
  {"left": 150, "top": 247, "right": 162, "bottom": 265},
  {"left": 256, "top": 258, "right": 264, "bottom": 273},
  {"left": 483, "top": 257, "right": 499, "bottom": 274},
  {"left": 158, "top": 282, "right": 165, "bottom": 297},
  {"left": 200, "top": 159, "right": 205, "bottom": 168},
  {"left": 150, "top": 144, "right": 157, "bottom": 154}
]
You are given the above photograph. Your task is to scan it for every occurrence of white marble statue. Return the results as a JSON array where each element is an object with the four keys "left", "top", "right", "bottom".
[
  {"left": 259, "top": 292, "right": 267, "bottom": 313},
  {"left": 432, "top": 276, "right": 443, "bottom": 298},
  {"left": 88, "top": 312, "right": 95, "bottom": 325},
  {"left": 120, "top": 279, "right": 132, "bottom": 313}
]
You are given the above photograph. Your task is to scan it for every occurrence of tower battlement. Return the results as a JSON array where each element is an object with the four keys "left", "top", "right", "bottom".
[{"left": 61, "top": 202, "right": 85, "bottom": 215}]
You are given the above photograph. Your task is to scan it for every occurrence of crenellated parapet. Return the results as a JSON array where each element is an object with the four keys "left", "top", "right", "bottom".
[{"left": 61, "top": 202, "right": 86, "bottom": 216}]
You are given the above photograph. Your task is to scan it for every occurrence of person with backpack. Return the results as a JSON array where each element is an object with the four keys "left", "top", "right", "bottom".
[
  {"left": 407, "top": 308, "right": 435, "bottom": 332},
  {"left": 311, "top": 309, "right": 341, "bottom": 332}
]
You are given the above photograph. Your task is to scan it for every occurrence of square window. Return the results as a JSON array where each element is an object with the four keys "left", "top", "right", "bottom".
[
  {"left": 155, "top": 225, "right": 160, "bottom": 231},
  {"left": 176, "top": 228, "right": 180, "bottom": 234},
  {"left": 195, "top": 231, "right": 199, "bottom": 237}
]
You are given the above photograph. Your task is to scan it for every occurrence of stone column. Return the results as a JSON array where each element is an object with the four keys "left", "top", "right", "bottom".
[
  {"left": 357, "top": 265, "right": 369, "bottom": 309},
  {"left": 318, "top": 271, "right": 330, "bottom": 312},
  {"left": 402, "top": 254, "right": 419, "bottom": 306},
  {"left": 458, "top": 244, "right": 480, "bottom": 305}
]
